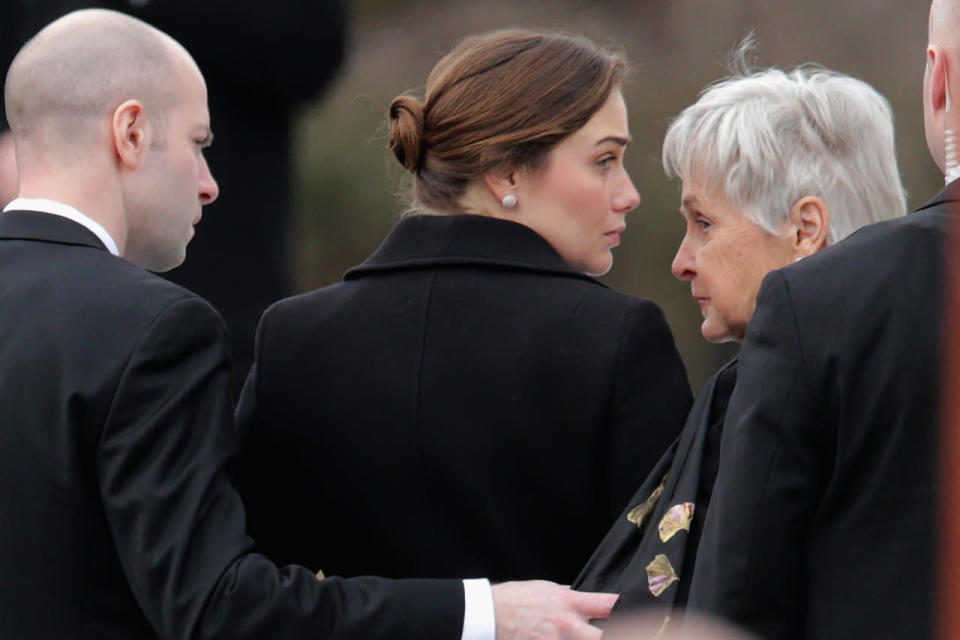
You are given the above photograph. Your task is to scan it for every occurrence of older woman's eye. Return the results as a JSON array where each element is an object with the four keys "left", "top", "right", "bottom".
[{"left": 696, "top": 217, "right": 712, "bottom": 230}]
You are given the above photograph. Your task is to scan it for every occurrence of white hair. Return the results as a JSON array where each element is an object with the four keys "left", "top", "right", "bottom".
[{"left": 662, "top": 60, "right": 906, "bottom": 245}]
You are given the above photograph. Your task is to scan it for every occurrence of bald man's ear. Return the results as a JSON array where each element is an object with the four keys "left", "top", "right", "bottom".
[
  {"left": 112, "top": 99, "right": 149, "bottom": 169},
  {"left": 788, "top": 196, "right": 830, "bottom": 257},
  {"left": 928, "top": 45, "right": 949, "bottom": 120}
]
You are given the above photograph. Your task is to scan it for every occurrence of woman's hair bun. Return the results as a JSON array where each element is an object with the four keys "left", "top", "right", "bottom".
[{"left": 389, "top": 95, "right": 425, "bottom": 172}]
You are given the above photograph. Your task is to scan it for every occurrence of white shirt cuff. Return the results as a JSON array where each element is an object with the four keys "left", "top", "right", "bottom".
[{"left": 461, "top": 578, "right": 495, "bottom": 640}]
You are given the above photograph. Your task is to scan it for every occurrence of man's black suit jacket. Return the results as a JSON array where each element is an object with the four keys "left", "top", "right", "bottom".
[
  {"left": 236, "top": 214, "right": 692, "bottom": 584},
  {"left": 687, "top": 183, "right": 957, "bottom": 639},
  {"left": 0, "top": 211, "right": 463, "bottom": 639}
]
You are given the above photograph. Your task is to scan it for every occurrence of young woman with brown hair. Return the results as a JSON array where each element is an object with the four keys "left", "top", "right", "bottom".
[{"left": 236, "top": 28, "right": 692, "bottom": 589}]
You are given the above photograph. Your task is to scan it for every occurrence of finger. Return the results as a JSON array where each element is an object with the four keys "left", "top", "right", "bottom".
[{"left": 568, "top": 591, "right": 619, "bottom": 620}]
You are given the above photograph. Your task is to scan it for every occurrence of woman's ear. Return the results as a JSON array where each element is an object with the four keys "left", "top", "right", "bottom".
[
  {"left": 482, "top": 168, "right": 518, "bottom": 209},
  {"left": 112, "top": 99, "right": 149, "bottom": 169},
  {"left": 789, "top": 196, "right": 830, "bottom": 257}
]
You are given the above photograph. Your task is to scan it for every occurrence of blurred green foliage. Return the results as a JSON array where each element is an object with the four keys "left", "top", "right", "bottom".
[{"left": 290, "top": 0, "right": 940, "bottom": 390}]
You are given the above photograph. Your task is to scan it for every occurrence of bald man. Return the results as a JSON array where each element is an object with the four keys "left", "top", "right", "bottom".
[
  {"left": 685, "top": 2, "right": 957, "bottom": 638},
  {"left": 0, "top": 10, "right": 616, "bottom": 640}
]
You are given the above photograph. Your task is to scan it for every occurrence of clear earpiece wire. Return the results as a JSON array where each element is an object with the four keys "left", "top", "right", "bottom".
[
  {"left": 946, "top": 75, "right": 960, "bottom": 184},
  {"left": 946, "top": 130, "right": 960, "bottom": 184}
]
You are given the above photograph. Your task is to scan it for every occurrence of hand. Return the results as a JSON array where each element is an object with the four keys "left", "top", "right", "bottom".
[
  {"left": 0, "top": 131, "right": 17, "bottom": 206},
  {"left": 492, "top": 580, "right": 618, "bottom": 640}
]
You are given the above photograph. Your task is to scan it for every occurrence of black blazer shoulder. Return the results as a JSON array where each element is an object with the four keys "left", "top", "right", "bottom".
[{"left": 0, "top": 208, "right": 205, "bottom": 322}]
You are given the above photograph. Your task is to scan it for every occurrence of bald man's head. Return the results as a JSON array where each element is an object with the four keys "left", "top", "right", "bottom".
[
  {"left": 4, "top": 9, "right": 195, "bottom": 150},
  {"left": 930, "top": 0, "right": 960, "bottom": 48}
]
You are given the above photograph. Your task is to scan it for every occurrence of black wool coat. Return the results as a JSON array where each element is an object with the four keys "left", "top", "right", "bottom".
[{"left": 236, "top": 214, "right": 693, "bottom": 584}]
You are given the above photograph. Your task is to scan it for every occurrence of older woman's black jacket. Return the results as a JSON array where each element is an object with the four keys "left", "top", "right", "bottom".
[
  {"left": 235, "top": 214, "right": 692, "bottom": 584},
  {"left": 574, "top": 358, "right": 737, "bottom": 624}
]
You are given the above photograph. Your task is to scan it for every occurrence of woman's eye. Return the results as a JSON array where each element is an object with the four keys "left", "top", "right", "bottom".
[
  {"left": 597, "top": 155, "right": 615, "bottom": 169},
  {"left": 696, "top": 217, "right": 711, "bottom": 230}
]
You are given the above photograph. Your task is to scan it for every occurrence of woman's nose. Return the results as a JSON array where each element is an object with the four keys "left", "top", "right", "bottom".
[{"left": 671, "top": 234, "right": 696, "bottom": 281}]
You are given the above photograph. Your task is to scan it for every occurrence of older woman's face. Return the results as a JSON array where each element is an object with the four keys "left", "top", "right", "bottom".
[{"left": 671, "top": 182, "right": 795, "bottom": 343}]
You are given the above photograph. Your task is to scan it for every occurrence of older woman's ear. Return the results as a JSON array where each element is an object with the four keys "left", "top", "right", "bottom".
[{"left": 789, "top": 196, "right": 831, "bottom": 258}]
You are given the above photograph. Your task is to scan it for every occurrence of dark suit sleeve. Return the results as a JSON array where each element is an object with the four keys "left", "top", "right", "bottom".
[
  {"left": 98, "top": 297, "right": 464, "bottom": 639},
  {"left": 688, "top": 270, "right": 826, "bottom": 638},
  {"left": 604, "top": 300, "right": 692, "bottom": 518}
]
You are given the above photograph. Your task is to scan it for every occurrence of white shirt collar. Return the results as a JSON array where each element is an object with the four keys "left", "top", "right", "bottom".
[{"left": 3, "top": 197, "right": 120, "bottom": 256}]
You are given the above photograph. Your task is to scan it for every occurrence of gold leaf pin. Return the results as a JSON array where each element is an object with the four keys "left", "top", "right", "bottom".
[
  {"left": 626, "top": 476, "right": 667, "bottom": 529},
  {"left": 658, "top": 502, "right": 695, "bottom": 542},
  {"left": 645, "top": 554, "right": 678, "bottom": 597}
]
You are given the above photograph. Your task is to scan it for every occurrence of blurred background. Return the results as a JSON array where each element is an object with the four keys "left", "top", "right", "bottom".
[{"left": 292, "top": 0, "right": 939, "bottom": 390}]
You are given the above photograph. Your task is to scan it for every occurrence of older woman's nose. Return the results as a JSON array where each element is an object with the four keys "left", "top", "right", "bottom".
[{"left": 672, "top": 236, "right": 696, "bottom": 281}]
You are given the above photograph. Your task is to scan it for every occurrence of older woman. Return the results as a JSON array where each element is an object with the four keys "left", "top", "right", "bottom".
[
  {"left": 575, "top": 60, "right": 906, "bottom": 623},
  {"left": 235, "top": 28, "right": 692, "bottom": 590}
]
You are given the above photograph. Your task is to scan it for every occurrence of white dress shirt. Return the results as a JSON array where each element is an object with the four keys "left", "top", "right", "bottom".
[
  {"left": 1, "top": 196, "right": 497, "bottom": 639},
  {"left": 461, "top": 577, "right": 496, "bottom": 640},
  {"left": 3, "top": 197, "right": 120, "bottom": 256}
]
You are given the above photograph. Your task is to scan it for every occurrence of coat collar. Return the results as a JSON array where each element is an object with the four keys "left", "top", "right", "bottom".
[
  {"left": 0, "top": 210, "right": 108, "bottom": 252},
  {"left": 345, "top": 214, "right": 605, "bottom": 286},
  {"left": 915, "top": 178, "right": 960, "bottom": 214}
]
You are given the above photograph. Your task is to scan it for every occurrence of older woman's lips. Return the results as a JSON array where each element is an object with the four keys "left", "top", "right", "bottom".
[
  {"left": 694, "top": 297, "right": 709, "bottom": 311},
  {"left": 605, "top": 227, "right": 625, "bottom": 246}
]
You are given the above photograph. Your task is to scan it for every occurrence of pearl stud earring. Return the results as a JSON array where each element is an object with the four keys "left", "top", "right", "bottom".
[{"left": 501, "top": 193, "right": 518, "bottom": 209}]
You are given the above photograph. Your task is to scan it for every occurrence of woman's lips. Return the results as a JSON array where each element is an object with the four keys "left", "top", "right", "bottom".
[{"left": 605, "top": 226, "right": 626, "bottom": 246}]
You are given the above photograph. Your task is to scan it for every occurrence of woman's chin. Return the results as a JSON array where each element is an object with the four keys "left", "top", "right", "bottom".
[
  {"left": 579, "top": 255, "right": 613, "bottom": 277},
  {"left": 700, "top": 321, "right": 740, "bottom": 345}
]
